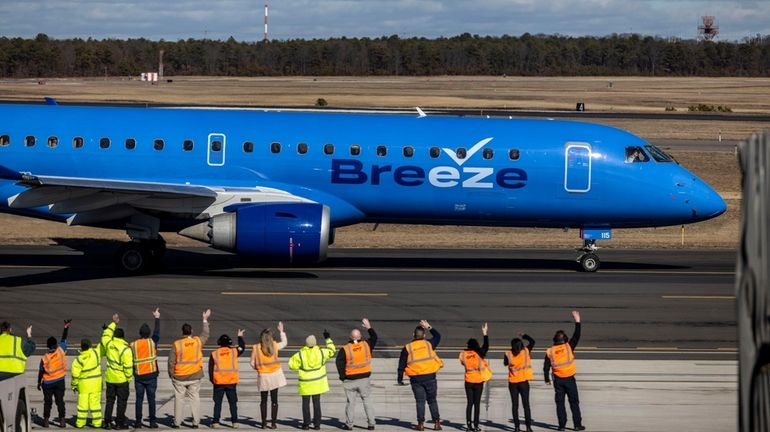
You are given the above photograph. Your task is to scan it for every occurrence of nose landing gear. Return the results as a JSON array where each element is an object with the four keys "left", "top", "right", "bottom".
[{"left": 576, "top": 239, "right": 601, "bottom": 272}]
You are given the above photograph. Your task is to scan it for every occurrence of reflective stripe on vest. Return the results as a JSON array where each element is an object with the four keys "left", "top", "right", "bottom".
[
  {"left": 505, "top": 350, "right": 533, "bottom": 383},
  {"left": 252, "top": 343, "right": 281, "bottom": 374},
  {"left": 42, "top": 347, "right": 67, "bottom": 381},
  {"left": 174, "top": 336, "right": 203, "bottom": 376},
  {"left": 459, "top": 350, "right": 492, "bottom": 383},
  {"left": 0, "top": 334, "right": 27, "bottom": 374},
  {"left": 547, "top": 343, "right": 576, "bottom": 378},
  {"left": 404, "top": 340, "right": 442, "bottom": 377},
  {"left": 344, "top": 342, "right": 372, "bottom": 376},
  {"left": 212, "top": 347, "right": 239, "bottom": 385},
  {"left": 131, "top": 339, "right": 158, "bottom": 376},
  {"left": 297, "top": 350, "right": 327, "bottom": 382}
]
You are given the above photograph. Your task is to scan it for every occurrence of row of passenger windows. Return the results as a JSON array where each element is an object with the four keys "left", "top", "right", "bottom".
[{"left": 0, "top": 134, "right": 522, "bottom": 161}]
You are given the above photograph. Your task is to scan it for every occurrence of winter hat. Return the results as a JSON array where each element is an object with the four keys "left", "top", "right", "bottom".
[
  {"left": 218, "top": 334, "right": 232, "bottom": 347},
  {"left": 305, "top": 335, "right": 317, "bottom": 347}
]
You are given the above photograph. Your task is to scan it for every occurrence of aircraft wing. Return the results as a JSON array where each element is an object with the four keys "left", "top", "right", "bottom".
[{"left": 3, "top": 170, "right": 312, "bottom": 226}]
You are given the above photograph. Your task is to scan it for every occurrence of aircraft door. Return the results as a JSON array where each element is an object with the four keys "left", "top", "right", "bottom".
[
  {"left": 208, "top": 133, "right": 226, "bottom": 166},
  {"left": 564, "top": 142, "right": 592, "bottom": 193}
]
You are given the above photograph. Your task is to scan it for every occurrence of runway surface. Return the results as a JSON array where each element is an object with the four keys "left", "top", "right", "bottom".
[{"left": 0, "top": 245, "right": 736, "bottom": 360}]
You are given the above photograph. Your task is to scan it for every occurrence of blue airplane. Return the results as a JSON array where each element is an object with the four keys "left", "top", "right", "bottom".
[{"left": 0, "top": 102, "right": 726, "bottom": 273}]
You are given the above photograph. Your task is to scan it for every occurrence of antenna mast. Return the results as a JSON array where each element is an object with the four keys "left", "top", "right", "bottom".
[{"left": 264, "top": 1, "right": 269, "bottom": 41}]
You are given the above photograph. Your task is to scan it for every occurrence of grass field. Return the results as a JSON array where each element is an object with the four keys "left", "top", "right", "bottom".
[{"left": 0, "top": 76, "right": 751, "bottom": 249}]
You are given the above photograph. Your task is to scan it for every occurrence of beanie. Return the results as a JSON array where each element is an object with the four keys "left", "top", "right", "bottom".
[
  {"left": 47, "top": 337, "right": 57, "bottom": 350},
  {"left": 114, "top": 328, "right": 125, "bottom": 339},
  {"left": 217, "top": 334, "right": 232, "bottom": 347},
  {"left": 81, "top": 339, "right": 91, "bottom": 351},
  {"left": 305, "top": 335, "right": 317, "bottom": 347}
]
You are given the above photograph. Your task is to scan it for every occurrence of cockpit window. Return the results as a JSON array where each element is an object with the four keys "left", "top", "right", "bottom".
[
  {"left": 644, "top": 145, "right": 674, "bottom": 163},
  {"left": 624, "top": 146, "right": 649, "bottom": 163}
]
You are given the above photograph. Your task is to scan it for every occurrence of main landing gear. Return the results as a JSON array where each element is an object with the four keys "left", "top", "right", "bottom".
[
  {"left": 114, "top": 214, "right": 166, "bottom": 274},
  {"left": 576, "top": 239, "right": 600, "bottom": 272}
]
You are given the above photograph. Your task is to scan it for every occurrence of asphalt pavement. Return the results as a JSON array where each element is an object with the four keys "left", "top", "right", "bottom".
[{"left": 0, "top": 245, "right": 736, "bottom": 361}]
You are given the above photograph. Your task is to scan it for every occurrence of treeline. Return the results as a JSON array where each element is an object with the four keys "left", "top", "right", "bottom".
[{"left": 1, "top": 32, "right": 769, "bottom": 78}]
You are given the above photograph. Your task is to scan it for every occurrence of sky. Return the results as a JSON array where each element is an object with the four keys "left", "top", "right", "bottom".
[{"left": 0, "top": 0, "right": 768, "bottom": 42}]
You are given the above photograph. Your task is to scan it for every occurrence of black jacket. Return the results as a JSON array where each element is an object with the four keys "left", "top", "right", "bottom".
[
  {"left": 335, "top": 328, "right": 378, "bottom": 381},
  {"left": 397, "top": 328, "right": 442, "bottom": 384},
  {"left": 543, "top": 323, "right": 580, "bottom": 383}
]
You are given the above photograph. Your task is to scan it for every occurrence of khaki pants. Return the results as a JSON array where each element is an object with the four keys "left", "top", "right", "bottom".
[
  {"left": 172, "top": 378, "right": 201, "bottom": 427},
  {"left": 343, "top": 378, "right": 375, "bottom": 427}
]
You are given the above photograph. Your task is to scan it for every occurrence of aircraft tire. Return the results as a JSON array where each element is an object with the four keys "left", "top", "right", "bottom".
[
  {"left": 115, "top": 242, "right": 150, "bottom": 274},
  {"left": 580, "top": 253, "right": 600, "bottom": 272}
]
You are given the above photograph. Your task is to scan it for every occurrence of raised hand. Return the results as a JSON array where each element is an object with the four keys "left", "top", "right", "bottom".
[
  {"left": 153, "top": 308, "right": 160, "bottom": 319},
  {"left": 362, "top": 318, "right": 371, "bottom": 329},
  {"left": 26, "top": 325, "right": 32, "bottom": 338},
  {"left": 572, "top": 310, "right": 581, "bottom": 323},
  {"left": 202, "top": 309, "right": 211, "bottom": 321},
  {"left": 482, "top": 322, "right": 488, "bottom": 336},
  {"left": 112, "top": 313, "right": 120, "bottom": 324},
  {"left": 323, "top": 329, "right": 331, "bottom": 340},
  {"left": 277, "top": 321, "right": 284, "bottom": 333},
  {"left": 419, "top": 320, "right": 431, "bottom": 329},
  {"left": 237, "top": 329, "right": 246, "bottom": 338},
  {"left": 64, "top": 319, "right": 72, "bottom": 329}
]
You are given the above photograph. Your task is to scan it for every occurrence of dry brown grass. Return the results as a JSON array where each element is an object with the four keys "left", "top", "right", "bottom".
[{"left": 0, "top": 76, "right": 748, "bottom": 249}]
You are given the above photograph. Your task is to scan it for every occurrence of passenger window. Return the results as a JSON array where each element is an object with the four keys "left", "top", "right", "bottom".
[
  {"left": 625, "top": 146, "right": 649, "bottom": 163},
  {"left": 47, "top": 136, "right": 58, "bottom": 148},
  {"left": 271, "top": 142, "right": 281, "bottom": 154},
  {"left": 429, "top": 147, "right": 440, "bottom": 158},
  {"left": 483, "top": 148, "right": 493, "bottom": 160},
  {"left": 25, "top": 136, "right": 36, "bottom": 147},
  {"left": 243, "top": 141, "right": 254, "bottom": 153},
  {"left": 350, "top": 145, "right": 361, "bottom": 156},
  {"left": 0, "top": 135, "right": 9, "bottom": 147},
  {"left": 73, "top": 137, "right": 84, "bottom": 148},
  {"left": 99, "top": 137, "right": 110, "bottom": 149},
  {"left": 376, "top": 145, "right": 387, "bottom": 157},
  {"left": 183, "top": 139, "right": 194, "bottom": 151},
  {"left": 211, "top": 141, "right": 222, "bottom": 152},
  {"left": 509, "top": 149, "right": 520, "bottom": 160},
  {"left": 125, "top": 138, "right": 136, "bottom": 150},
  {"left": 403, "top": 146, "right": 414, "bottom": 157},
  {"left": 297, "top": 143, "right": 308, "bottom": 155},
  {"left": 324, "top": 144, "right": 334, "bottom": 155},
  {"left": 154, "top": 139, "right": 165, "bottom": 151},
  {"left": 456, "top": 148, "right": 467, "bottom": 159}
]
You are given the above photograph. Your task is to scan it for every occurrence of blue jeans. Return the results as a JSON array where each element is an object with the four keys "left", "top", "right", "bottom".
[
  {"left": 134, "top": 378, "right": 158, "bottom": 424},
  {"left": 410, "top": 379, "right": 440, "bottom": 423},
  {"left": 212, "top": 385, "right": 238, "bottom": 424}
]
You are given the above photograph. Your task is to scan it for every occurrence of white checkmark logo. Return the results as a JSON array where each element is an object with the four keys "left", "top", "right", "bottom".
[{"left": 442, "top": 137, "right": 494, "bottom": 166}]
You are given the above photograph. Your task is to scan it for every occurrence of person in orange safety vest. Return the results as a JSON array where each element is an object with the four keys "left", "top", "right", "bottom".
[
  {"left": 208, "top": 330, "right": 245, "bottom": 428},
  {"left": 504, "top": 332, "right": 536, "bottom": 432},
  {"left": 131, "top": 308, "right": 161, "bottom": 429},
  {"left": 544, "top": 311, "right": 584, "bottom": 432},
  {"left": 37, "top": 319, "right": 71, "bottom": 428},
  {"left": 397, "top": 320, "right": 443, "bottom": 431},
  {"left": 335, "top": 318, "right": 378, "bottom": 430},
  {"left": 459, "top": 323, "right": 491, "bottom": 432},
  {"left": 168, "top": 309, "right": 211, "bottom": 429}
]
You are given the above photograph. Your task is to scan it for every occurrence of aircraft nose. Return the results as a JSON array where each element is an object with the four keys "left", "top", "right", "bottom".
[{"left": 690, "top": 181, "right": 727, "bottom": 221}]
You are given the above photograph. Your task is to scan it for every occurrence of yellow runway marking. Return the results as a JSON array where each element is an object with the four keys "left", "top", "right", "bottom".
[
  {"left": 221, "top": 291, "right": 388, "bottom": 297},
  {"left": 662, "top": 295, "right": 735, "bottom": 300},
  {"left": 636, "top": 347, "right": 679, "bottom": 350}
]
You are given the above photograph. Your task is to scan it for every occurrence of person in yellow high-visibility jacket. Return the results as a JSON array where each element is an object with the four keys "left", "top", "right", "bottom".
[
  {"left": 101, "top": 313, "right": 134, "bottom": 429},
  {"left": 71, "top": 339, "right": 103, "bottom": 429},
  {"left": 289, "top": 332, "right": 335, "bottom": 430},
  {"left": 0, "top": 321, "right": 35, "bottom": 381}
]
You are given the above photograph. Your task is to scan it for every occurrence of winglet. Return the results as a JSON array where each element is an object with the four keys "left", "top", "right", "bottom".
[
  {"left": 0, "top": 165, "right": 22, "bottom": 180},
  {"left": 416, "top": 107, "right": 427, "bottom": 118},
  {"left": 44, "top": 97, "right": 58, "bottom": 106}
]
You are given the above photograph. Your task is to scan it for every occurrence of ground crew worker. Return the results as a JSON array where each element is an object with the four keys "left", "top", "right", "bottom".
[
  {"left": 335, "top": 318, "right": 378, "bottom": 431},
  {"left": 504, "top": 333, "right": 535, "bottom": 432},
  {"left": 288, "top": 331, "right": 336, "bottom": 430},
  {"left": 132, "top": 308, "right": 161, "bottom": 429},
  {"left": 37, "top": 320, "right": 71, "bottom": 428},
  {"left": 168, "top": 309, "right": 211, "bottom": 429},
  {"left": 0, "top": 321, "right": 35, "bottom": 381},
  {"left": 209, "top": 330, "right": 246, "bottom": 428},
  {"left": 71, "top": 339, "right": 103, "bottom": 429},
  {"left": 101, "top": 313, "right": 134, "bottom": 429},
  {"left": 544, "top": 310, "right": 585, "bottom": 432},
  {"left": 459, "top": 323, "right": 491, "bottom": 432},
  {"left": 397, "top": 320, "right": 443, "bottom": 431},
  {"left": 250, "top": 322, "right": 288, "bottom": 429}
]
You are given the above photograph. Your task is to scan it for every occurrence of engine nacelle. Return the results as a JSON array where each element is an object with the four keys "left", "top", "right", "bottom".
[{"left": 180, "top": 202, "right": 331, "bottom": 263}]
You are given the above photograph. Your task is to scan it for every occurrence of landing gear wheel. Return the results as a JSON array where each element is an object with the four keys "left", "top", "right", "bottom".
[
  {"left": 580, "top": 253, "right": 600, "bottom": 272},
  {"left": 115, "top": 242, "right": 150, "bottom": 274}
]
